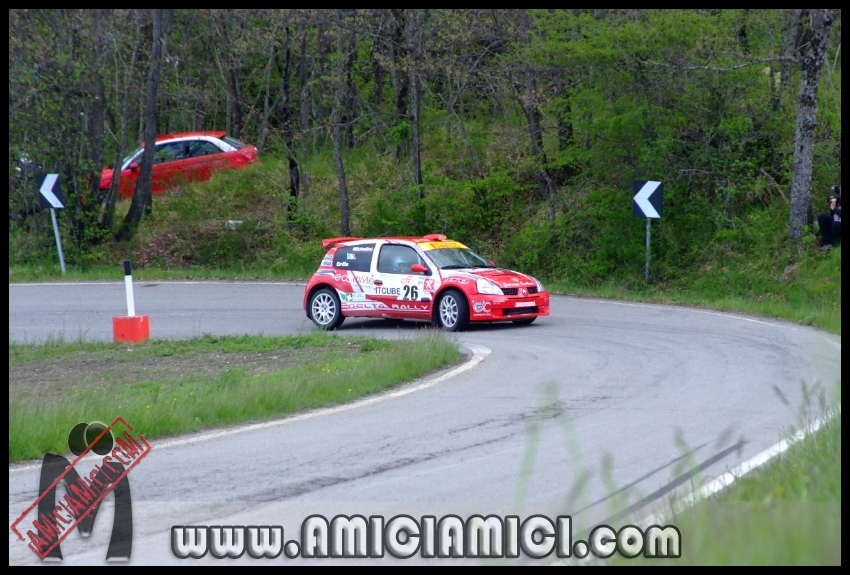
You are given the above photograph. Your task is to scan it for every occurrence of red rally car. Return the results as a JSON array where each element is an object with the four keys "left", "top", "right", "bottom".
[{"left": 303, "top": 234, "right": 550, "bottom": 331}]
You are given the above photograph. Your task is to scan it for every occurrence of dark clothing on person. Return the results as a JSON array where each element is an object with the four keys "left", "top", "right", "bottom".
[{"left": 818, "top": 205, "right": 841, "bottom": 246}]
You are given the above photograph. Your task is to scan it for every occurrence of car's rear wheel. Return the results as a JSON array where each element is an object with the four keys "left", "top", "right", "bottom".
[
  {"left": 435, "top": 290, "right": 469, "bottom": 332},
  {"left": 512, "top": 317, "right": 536, "bottom": 326},
  {"left": 309, "top": 288, "right": 345, "bottom": 330}
]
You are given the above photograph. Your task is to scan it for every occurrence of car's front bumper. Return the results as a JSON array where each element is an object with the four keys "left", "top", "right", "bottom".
[{"left": 467, "top": 292, "right": 550, "bottom": 321}]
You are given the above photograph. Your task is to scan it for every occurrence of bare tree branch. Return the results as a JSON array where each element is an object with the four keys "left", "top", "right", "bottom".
[{"left": 646, "top": 56, "right": 795, "bottom": 73}]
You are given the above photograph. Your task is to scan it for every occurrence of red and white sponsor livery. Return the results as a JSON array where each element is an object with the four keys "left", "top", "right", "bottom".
[{"left": 303, "top": 234, "right": 550, "bottom": 331}]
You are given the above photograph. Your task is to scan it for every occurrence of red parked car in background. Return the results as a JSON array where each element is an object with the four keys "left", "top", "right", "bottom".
[{"left": 99, "top": 131, "right": 258, "bottom": 199}]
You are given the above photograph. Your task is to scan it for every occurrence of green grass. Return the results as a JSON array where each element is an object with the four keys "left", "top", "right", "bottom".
[
  {"left": 509, "top": 377, "right": 841, "bottom": 566},
  {"left": 543, "top": 244, "right": 841, "bottom": 336},
  {"left": 10, "top": 331, "right": 344, "bottom": 362},
  {"left": 630, "top": 408, "right": 841, "bottom": 565},
  {"left": 9, "top": 330, "right": 461, "bottom": 462},
  {"left": 8, "top": 263, "right": 314, "bottom": 283},
  {"left": 596, "top": 383, "right": 841, "bottom": 566}
]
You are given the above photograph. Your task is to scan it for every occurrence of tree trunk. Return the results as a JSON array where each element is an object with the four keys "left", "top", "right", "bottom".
[
  {"left": 344, "top": 16, "right": 358, "bottom": 148},
  {"left": 776, "top": 9, "right": 802, "bottom": 112},
  {"left": 101, "top": 10, "right": 142, "bottom": 231},
  {"left": 258, "top": 42, "right": 274, "bottom": 153},
  {"left": 556, "top": 81, "right": 573, "bottom": 154},
  {"left": 298, "top": 20, "right": 309, "bottom": 135},
  {"left": 736, "top": 9, "right": 750, "bottom": 55},
  {"left": 219, "top": 13, "right": 243, "bottom": 140},
  {"left": 390, "top": 9, "right": 409, "bottom": 160},
  {"left": 317, "top": 19, "right": 332, "bottom": 123},
  {"left": 227, "top": 67, "right": 243, "bottom": 139},
  {"left": 372, "top": 37, "right": 384, "bottom": 112},
  {"left": 277, "top": 24, "right": 300, "bottom": 207},
  {"left": 333, "top": 10, "right": 351, "bottom": 236},
  {"left": 555, "top": 75, "right": 575, "bottom": 184},
  {"left": 117, "top": 9, "right": 166, "bottom": 241},
  {"left": 518, "top": 9, "right": 556, "bottom": 221},
  {"left": 87, "top": 9, "right": 108, "bottom": 207},
  {"left": 789, "top": 9, "right": 836, "bottom": 244},
  {"left": 406, "top": 9, "right": 423, "bottom": 199},
  {"left": 780, "top": 10, "right": 802, "bottom": 91},
  {"left": 71, "top": 8, "right": 108, "bottom": 249}
]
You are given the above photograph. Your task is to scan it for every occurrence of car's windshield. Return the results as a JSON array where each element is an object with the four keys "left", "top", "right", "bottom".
[
  {"left": 424, "top": 248, "right": 494, "bottom": 269},
  {"left": 120, "top": 147, "right": 143, "bottom": 169},
  {"left": 222, "top": 135, "right": 247, "bottom": 150}
]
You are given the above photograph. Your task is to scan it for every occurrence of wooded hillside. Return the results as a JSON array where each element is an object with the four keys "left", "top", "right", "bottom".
[{"left": 9, "top": 10, "right": 842, "bottom": 285}]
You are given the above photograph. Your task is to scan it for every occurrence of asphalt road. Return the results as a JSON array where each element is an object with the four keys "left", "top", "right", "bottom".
[{"left": 8, "top": 281, "right": 841, "bottom": 564}]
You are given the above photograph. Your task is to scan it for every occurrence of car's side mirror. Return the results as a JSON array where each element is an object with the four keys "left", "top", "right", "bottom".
[
  {"left": 128, "top": 162, "right": 139, "bottom": 173},
  {"left": 490, "top": 260, "right": 497, "bottom": 267},
  {"left": 410, "top": 263, "right": 428, "bottom": 274}
]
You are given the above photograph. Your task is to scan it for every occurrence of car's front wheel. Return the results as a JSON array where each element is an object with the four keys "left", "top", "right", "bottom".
[
  {"left": 309, "top": 288, "right": 345, "bottom": 330},
  {"left": 434, "top": 290, "right": 470, "bottom": 332}
]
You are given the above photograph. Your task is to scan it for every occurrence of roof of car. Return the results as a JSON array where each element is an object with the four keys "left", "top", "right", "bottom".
[
  {"left": 322, "top": 234, "right": 452, "bottom": 249},
  {"left": 155, "top": 131, "right": 227, "bottom": 143}
]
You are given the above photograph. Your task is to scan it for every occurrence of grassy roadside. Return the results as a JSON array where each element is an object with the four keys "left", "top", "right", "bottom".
[
  {"left": 626, "top": 407, "right": 841, "bottom": 565},
  {"left": 544, "top": 244, "right": 841, "bottom": 336},
  {"left": 7, "top": 264, "right": 313, "bottom": 283},
  {"left": 594, "top": 383, "right": 841, "bottom": 566},
  {"left": 677, "top": 413, "right": 841, "bottom": 565},
  {"left": 9, "top": 330, "right": 461, "bottom": 462}
]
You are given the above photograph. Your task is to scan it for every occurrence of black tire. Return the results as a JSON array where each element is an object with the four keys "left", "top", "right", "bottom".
[
  {"left": 309, "top": 288, "right": 345, "bottom": 330},
  {"left": 512, "top": 317, "right": 536, "bottom": 326},
  {"left": 435, "top": 290, "right": 470, "bottom": 332}
]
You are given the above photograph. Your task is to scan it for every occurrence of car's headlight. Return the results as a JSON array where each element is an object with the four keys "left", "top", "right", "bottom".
[
  {"left": 476, "top": 279, "right": 502, "bottom": 295},
  {"left": 532, "top": 277, "right": 544, "bottom": 292}
]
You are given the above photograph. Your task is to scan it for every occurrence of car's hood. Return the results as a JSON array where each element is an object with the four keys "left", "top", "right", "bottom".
[{"left": 440, "top": 268, "right": 536, "bottom": 288}]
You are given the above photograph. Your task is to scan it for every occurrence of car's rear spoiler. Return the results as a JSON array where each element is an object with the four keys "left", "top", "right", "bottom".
[{"left": 322, "top": 237, "right": 363, "bottom": 249}]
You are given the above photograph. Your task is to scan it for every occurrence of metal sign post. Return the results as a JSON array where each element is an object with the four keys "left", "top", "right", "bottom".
[
  {"left": 645, "top": 218, "right": 651, "bottom": 282},
  {"left": 36, "top": 173, "right": 67, "bottom": 275},
  {"left": 633, "top": 180, "right": 663, "bottom": 282},
  {"left": 50, "top": 207, "right": 67, "bottom": 275}
]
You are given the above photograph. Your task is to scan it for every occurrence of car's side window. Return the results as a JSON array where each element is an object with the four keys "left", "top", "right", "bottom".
[
  {"left": 187, "top": 141, "right": 221, "bottom": 158},
  {"left": 377, "top": 245, "right": 426, "bottom": 275},
  {"left": 153, "top": 142, "right": 187, "bottom": 164},
  {"left": 332, "top": 243, "right": 374, "bottom": 273}
]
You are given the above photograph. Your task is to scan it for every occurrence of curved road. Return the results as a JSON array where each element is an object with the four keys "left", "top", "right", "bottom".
[{"left": 8, "top": 281, "right": 841, "bottom": 564}]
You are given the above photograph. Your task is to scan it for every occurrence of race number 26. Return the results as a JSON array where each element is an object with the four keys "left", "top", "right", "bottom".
[{"left": 401, "top": 285, "right": 419, "bottom": 300}]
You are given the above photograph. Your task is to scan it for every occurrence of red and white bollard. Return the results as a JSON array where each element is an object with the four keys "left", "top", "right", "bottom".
[{"left": 113, "top": 259, "right": 150, "bottom": 343}]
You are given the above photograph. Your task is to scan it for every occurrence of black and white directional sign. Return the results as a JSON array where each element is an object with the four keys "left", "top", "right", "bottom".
[
  {"left": 35, "top": 172, "right": 67, "bottom": 275},
  {"left": 632, "top": 180, "right": 662, "bottom": 219},
  {"left": 36, "top": 173, "right": 65, "bottom": 209}
]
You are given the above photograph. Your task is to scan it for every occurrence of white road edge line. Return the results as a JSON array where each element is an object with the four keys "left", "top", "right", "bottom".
[
  {"left": 634, "top": 406, "right": 841, "bottom": 529},
  {"left": 9, "top": 344, "right": 491, "bottom": 473},
  {"left": 556, "top": 405, "right": 841, "bottom": 565}
]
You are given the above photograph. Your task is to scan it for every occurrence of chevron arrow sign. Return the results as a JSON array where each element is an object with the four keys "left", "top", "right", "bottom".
[
  {"left": 633, "top": 180, "right": 662, "bottom": 219},
  {"left": 37, "top": 173, "right": 65, "bottom": 210}
]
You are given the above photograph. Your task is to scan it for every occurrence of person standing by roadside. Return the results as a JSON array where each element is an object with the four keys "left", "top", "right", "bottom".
[{"left": 817, "top": 183, "right": 841, "bottom": 247}]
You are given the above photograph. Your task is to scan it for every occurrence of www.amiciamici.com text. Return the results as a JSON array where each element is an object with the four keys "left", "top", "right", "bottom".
[{"left": 172, "top": 515, "right": 681, "bottom": 560}]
